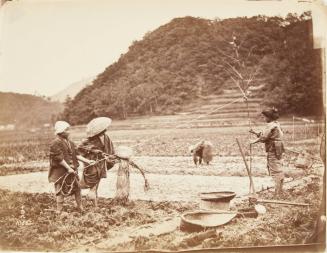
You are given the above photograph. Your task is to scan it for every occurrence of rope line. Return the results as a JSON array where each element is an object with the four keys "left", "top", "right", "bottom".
[{"left": 55, "top": 172, "right": 79, "bottom": 197}]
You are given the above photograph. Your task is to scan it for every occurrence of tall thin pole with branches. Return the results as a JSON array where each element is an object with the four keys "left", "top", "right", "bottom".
[{"left": 217, "top": 33, "right": 263, "bottom": 186}]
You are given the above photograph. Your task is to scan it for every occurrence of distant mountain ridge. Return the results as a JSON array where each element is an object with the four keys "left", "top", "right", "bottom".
[
  {"left": 61, "top": 14, "right": 323, "bottom": 125},
  {"left": 0, "top": 92, "right": 63, "bottom": 128},
  {"left": 51, "top": 76, "right": 95, "bottom": 102}
]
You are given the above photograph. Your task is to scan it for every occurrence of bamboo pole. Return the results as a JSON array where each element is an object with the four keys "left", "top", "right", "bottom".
[
  {"left": 256, "top": 199, "right": 311, "bottom": 206},
  {"left": 236, "top": 138, "right": 255, "bottom": 194}
]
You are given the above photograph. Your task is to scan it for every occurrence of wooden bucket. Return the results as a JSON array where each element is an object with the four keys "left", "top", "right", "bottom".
[{"left": 199, "top": 191, "right": 236, "bottom": 211}]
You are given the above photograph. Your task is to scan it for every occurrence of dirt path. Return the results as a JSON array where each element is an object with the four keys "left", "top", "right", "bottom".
[{"left": 0, "top": 171, "right": 274, "bottom": 202}]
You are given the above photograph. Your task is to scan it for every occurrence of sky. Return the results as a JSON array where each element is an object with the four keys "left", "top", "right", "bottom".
[{"left": 0, "top": 0, "right": 325, "bottom": 97}]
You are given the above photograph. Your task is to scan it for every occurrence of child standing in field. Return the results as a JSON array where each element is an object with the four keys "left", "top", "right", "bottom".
[
  {"left": 250, "top": 108, "right": 285, "bottom": 198},
  {"left": 49, "top": 121, "right": 94, "bottom": 213}
]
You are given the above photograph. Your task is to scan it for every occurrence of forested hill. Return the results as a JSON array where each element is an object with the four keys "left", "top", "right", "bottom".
[
  {"left": 62, "top": 13, "right": 323, "bottom": 125},
  {"left": 0, "top": 92, "right": 63, "bottom": 127}
]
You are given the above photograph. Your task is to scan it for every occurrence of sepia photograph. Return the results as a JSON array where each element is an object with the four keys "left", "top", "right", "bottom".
[{"left": 0, "top": 0, "right": 326, "bottom": 252}]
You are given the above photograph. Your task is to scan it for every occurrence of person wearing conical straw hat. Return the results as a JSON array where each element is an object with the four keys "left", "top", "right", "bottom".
[
  {"left": 49, "top": 121, "right": 95, "bottom": 213},
  {"left": 78, "top": 117, "right": 115, "bottom": 207}
]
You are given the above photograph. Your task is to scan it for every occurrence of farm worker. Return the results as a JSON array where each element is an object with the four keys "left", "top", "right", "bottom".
[
  {"left": 78, "top": 117, "right": 115, "bottom": 207},
  {"left": 49, "top": 121, "right": 95, "bottom": 213},
  {"left": 250, "top": 108, "right": 285, "bottom": 198},
  {"left": 189, "top": 140, "right": 214, "bottom": 166}
]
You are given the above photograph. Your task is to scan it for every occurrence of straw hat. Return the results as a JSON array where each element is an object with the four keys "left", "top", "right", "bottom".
[
  {"left": 86, "top": 117, "right": 112, "bottom": 138},
  {"left": 54, "top": 121, "right": 70, "bottom": 135},
  {"left": 115, "top": 146, "right": 134, "bottom": 159}
]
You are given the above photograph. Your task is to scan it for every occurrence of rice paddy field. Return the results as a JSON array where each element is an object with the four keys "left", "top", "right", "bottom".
[{"left": 0, "top": 119, "right": 325, "bottom": 252}]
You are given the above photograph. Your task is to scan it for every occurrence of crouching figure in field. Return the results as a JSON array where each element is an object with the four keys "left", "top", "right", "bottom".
[{"left": 189, "top": 140, "right": 214, "bottom": 166}]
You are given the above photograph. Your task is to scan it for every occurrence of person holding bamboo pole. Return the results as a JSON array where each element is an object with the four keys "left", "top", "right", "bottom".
[{"left": 250, "top": 108, "right": 285, "bottom": 199}]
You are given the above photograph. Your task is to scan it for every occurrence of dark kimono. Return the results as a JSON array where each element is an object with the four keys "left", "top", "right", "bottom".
[
  {"left": 49, "top": 136, "right": 80, "bottom": 195},
  {"left": 258, "top": 121, "right": 285, "bottom": 180},
  {"left": 78, "top": 133, "right": 115, "bottom": 188}
]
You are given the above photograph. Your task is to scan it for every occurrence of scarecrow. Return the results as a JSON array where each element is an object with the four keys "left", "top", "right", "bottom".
[
  {"left": 78, "top": 117, "right": 115, "bottom": 207},
  {"left": 49, "top": 121, "right": 94, "bottom": 213},
  {"left": 113, "top": 145, "right": 150, "bottom": 205},
  {"left": 189, "top": 140, "right": 214, "bottom": 166}
]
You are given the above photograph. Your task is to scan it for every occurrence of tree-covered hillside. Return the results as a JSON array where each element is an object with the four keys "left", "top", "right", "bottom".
[
  {"left": 61, "top": 13, "right": 323, "bottom": 124},
  {"left": 0, "top": 92, "right": 63, "bottom": 128}
]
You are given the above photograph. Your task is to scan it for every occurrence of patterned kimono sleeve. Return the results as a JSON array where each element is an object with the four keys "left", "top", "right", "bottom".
[
  {"left": 50, "top": 140, "right": 64, "bottom": 163},
  {"left": 77, "top": 139, "right": 90, "bottom": 156},
  {"left": 78, "top": 139, "right": 103, "bottom": 159},
  {"left": 258, "top": 124, "right": 275, "bottom": 142}
]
